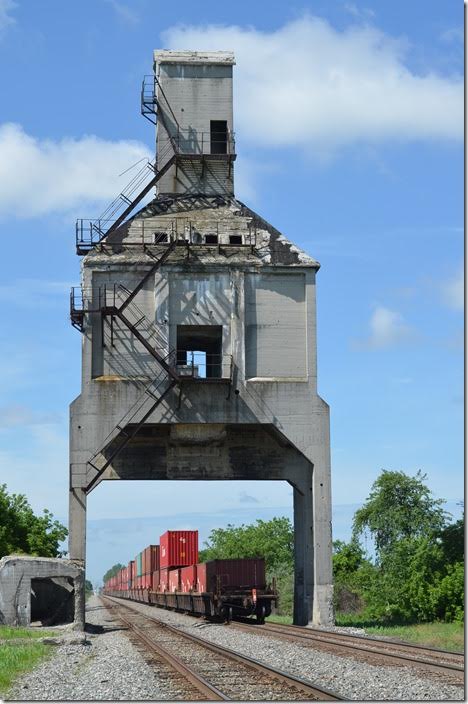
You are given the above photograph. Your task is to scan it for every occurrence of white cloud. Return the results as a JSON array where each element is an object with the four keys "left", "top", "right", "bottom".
[
  {"left": 0, "top": 123, "right": 152, "bottom": 219},
  {"left": 442, "top": 266, "right": 464, "bottom": 311},
  {"left": 0, "top": 0, "right": 16, "bottom": 37},
  {"left": 163, "top": 16, "right": 463, "bottom": 154},
  {"left": 357, "top": 305, "right": 413, "bottom": 349}
]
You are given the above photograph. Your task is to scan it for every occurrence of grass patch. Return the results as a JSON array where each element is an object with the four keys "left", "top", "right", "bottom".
[
  {"left": 365, "top": 622, "right": 464, "bottom": 652},
  {"left": 0, "top": 626, "right": 57, "bottom": 640},
  {"left": 0, "top": 641, "right": 53, "bottom": 694},
  {"left": 266, "top": 614, "right": 293, "bottom": 625}
]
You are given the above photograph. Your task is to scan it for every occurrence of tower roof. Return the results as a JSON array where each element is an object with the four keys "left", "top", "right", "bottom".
[
  {"left": 154, "top": 50, "right": 235, "bottom": 66},
  {"left": 85, "top": 195, "right": 320, "bottom": 269}
]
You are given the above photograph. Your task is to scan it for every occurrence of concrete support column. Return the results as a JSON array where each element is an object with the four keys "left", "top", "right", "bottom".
[
  {"left": 311, "top": 446, "right": 334, "bottom": 626},
  {"left": 293, "top": 472, "right": 313, "bottom": 626},
  {"left": 68, "top": 486, "right": 87, "bottom": 566}
]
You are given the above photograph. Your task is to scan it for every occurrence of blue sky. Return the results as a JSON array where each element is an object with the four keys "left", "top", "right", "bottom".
[{"left": 0, "top": 0, "right": 463, "bottom": 585}]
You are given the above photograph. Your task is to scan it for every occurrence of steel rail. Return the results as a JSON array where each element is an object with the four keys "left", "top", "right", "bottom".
[
  {"left": 230, "top": 621, "right": 464, "bottom": 681},
  {"left": 264, "top": 622, "right": 464, "bottom": 660},
  {"left": 103, "top": 596, "right": 344, "bottom": 701},
  {"left": 102, "top": 598, "right": 229, "bottom": 701}
]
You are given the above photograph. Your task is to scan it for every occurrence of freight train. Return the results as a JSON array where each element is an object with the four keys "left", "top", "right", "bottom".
[{"left": 102, "top": 530, "right": 277, "bottom": 623}]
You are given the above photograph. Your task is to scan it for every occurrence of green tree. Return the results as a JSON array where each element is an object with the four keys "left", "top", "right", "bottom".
[
  {"left": 352, "top": 470, "right": 448, "bottom": 560},
  {"left": 199, "top": 517, "right": 294, "bottom": 571},
  {"left": 85, "top": 579, "right": 93, "bottom": 593},
  {"left": 103, "top": 563, "right": 125, "bottom": 583},
  {"left": 0, "top": 484, "right": 67, "bottom": 558}
]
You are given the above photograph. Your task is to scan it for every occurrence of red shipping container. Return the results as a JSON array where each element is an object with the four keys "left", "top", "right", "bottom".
[
  {"left": 169, "top": 568, "right": 181, "bottom": 592},
  {"left": 152, "top": 570, "right": 160, "bottom": 592},
  {"left": 151, "top": 545, "right": 160, "bottom": 571},
  {"left": 143, "top": 544, "right": 160, "bottom": 573},
  {"left": 160, "top": 530, "right": 198, "bottom": 568},
  {"left": 159, "top": 567, "right": 170, "bottom": 591},
  {"left": 180, "top": 565, "right": 197, "bottom": 593},
  {"left": 197, "top": 559, "right": 266, "bottom": 593},
  {"left": 141, "top": 573, "right": 152, "bottom": 589}
]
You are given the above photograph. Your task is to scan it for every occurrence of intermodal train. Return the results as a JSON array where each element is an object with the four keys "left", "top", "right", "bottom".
[{"left": 102, "top": 530, "right": 277, "bottom": 623}]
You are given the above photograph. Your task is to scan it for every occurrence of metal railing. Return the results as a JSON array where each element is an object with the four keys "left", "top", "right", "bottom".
[
  {"left": 76, "top": 217, "right": 256, "bottom": 251},
  {"left": 176, "top": 351, "right": 233, "bottom": 380},
  {"left": 157, "top": 128, "right": 235, "bottom": 158}
]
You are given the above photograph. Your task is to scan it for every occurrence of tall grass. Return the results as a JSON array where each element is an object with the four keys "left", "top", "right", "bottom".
[{"left": 0, "top": 642, "right": 53, "bottom": 693}]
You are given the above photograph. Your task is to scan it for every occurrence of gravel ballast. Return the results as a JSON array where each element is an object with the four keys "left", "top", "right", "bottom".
[
  {"left": 108, "top": 598, "right": 464, "bottom": 701},
  {"left": 5, "top": 595, "right": 464, "bottom": 701},
  {"left": 6, "top": 595, "right": 188, "bottom": 701}
]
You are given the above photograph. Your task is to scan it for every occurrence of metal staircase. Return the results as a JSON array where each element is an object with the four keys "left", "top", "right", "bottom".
[{"left": 73, "top": 73, "right": 237, "bottom": 493}]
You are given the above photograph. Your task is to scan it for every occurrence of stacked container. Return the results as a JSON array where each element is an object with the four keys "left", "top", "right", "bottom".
[
  {"left": 180, "top": 565, "right": 197, "bottom": 592},
  {"left": 159, "top": 568, "right": 170, "bottom": 591},
  {"left": 160, "top": 530, "right": 198, "bottom": 569},
  {"left": 197, "top": 559, "right": 266, "bottom": 593},
  {"left": 169, "top": 568, "right": 181, "bottom": 592}
]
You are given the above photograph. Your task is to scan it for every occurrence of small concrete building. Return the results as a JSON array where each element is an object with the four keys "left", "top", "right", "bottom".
[
  {"left": 0, "top": 556, "right": 84, "bottom": 629},
  {"left": 69, "top": 50, "right": 333, "bottom": 626}
]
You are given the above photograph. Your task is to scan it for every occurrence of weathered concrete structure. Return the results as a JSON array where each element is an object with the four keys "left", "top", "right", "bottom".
[
  {"left": 0, "top": 556, "right": 85, "bottom": 629},
  {"left": 70, "top": 50, "right": 333, "bottom": 627}
]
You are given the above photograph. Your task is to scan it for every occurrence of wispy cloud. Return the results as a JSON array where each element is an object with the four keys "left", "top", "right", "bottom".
[
  {"left": 0, "top": 123, "right": 152, "bottom": 219},
  {"left": 0, "top": 404, "right": 60, "bottom": 428},
  {"left": 439, "top": 27, "right": 464, "bottom": 45},
  {"left": 441, "top": 266, "right": 464, "bottom": 311},
  {"left": 0, "top": 278, "right": 71, "bottom": 308},
  {"left": 104, "top": 0, "right": 139, "bottom": 26},
  {"left": 343, "top": 3, "right": 375, "bottom": 21},
  {"left": 238, "top": 491, "right": 259, "bottom": 504},
  {"left": 163, "top": 16, "right": 463, "bottom": 156},
  {"left": 0, "top": 0, "right": 16, "bottom": 38},
  {"left": 355, "top": 305, "right": 414, "bottom": 349}
]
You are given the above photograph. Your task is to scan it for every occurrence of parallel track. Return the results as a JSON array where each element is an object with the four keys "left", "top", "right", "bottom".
[
  {"left": 230, "top": 621, "right": 464, "bottom": 682},
  {"left": 102, "top": 596, "right": 344, "bottom": 701}
]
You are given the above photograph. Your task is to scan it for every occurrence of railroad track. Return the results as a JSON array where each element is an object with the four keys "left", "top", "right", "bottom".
[
  {"left": 230, "top": 620, "right": 464, "bottom": 683},
  {"left": 102, "top": 596, "right": 344, "bottom": 701}
]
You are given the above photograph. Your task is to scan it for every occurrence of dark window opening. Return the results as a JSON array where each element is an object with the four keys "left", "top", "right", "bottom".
[
  {"left": 205, "top": 234, "right": 218, "bottom": 245},
  {"left": 154, "top": 231, "right": 168, "bottom": 244},
  {"left": 177, "top": 325, "right": 223, "bottom": 378},
  {"left": 31, "top": 577, "right": 75, "bottom": 626},
  {"left": 229, "top": 235, "right": 243, "bottom": 245},
  {"left": 210, "top": 120, "right": 228, "bottom": 154}
]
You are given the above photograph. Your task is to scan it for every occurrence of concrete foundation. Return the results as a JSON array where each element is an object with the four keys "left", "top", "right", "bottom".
[{"left": 0, "top": 556, "right": 85, "bottom": 630}]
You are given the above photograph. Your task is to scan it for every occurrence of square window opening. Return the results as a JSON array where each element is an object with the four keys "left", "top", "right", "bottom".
[
  {"left": 154, "top": 231, "right": 168, "bottom": 244},
  {"left": 177, "top": 325, "right": 223, "bottom": 378},
  {"left": 229, "top": 235, "right": 243, "bottom": 245},
  {"left": 205, "top": 234, "right": 218, "bottom": 245}
]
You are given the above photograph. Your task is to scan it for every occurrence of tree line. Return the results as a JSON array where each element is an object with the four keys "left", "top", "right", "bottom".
[{"left": 199, "top": 470, "right": 464, "bottom": 624}]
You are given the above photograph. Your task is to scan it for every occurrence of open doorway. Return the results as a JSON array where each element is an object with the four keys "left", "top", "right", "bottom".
[
  {"left": 176, "top": 325, "right": 222, "bottom": 378},
  {"left": 30, "top": 577, "right": 75, "bottom": 626},
  {"left": 210, "top": 120, "right": 228, "bottom": 154}
]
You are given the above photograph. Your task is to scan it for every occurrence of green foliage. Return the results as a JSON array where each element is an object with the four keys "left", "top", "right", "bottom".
[
  {"left": 336, "top": 471, "right": 464, "bottom": 625},
  {"left": 103, "top": 563, "right": 125, "bottom": 584},
  {"left": 0, "top": 484, "right": 67, "bottom": 558},
  {"left": 199, "top": 517, "right": 294, "bottom": 571},
  {"left": 352, "top": 470, "right": 448, "bottom": 560},
  {"left": 433, "top": 562, "right": 464, "bottom": 622},
  {"left": 439, "top": 516, "right": 464, "bottom": 564},
  {"left": 85, "top": 580, "right": 93, "bottom": 594},
  {"left": 267, "top": 563, "right": 293, "bottom": 617}
]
